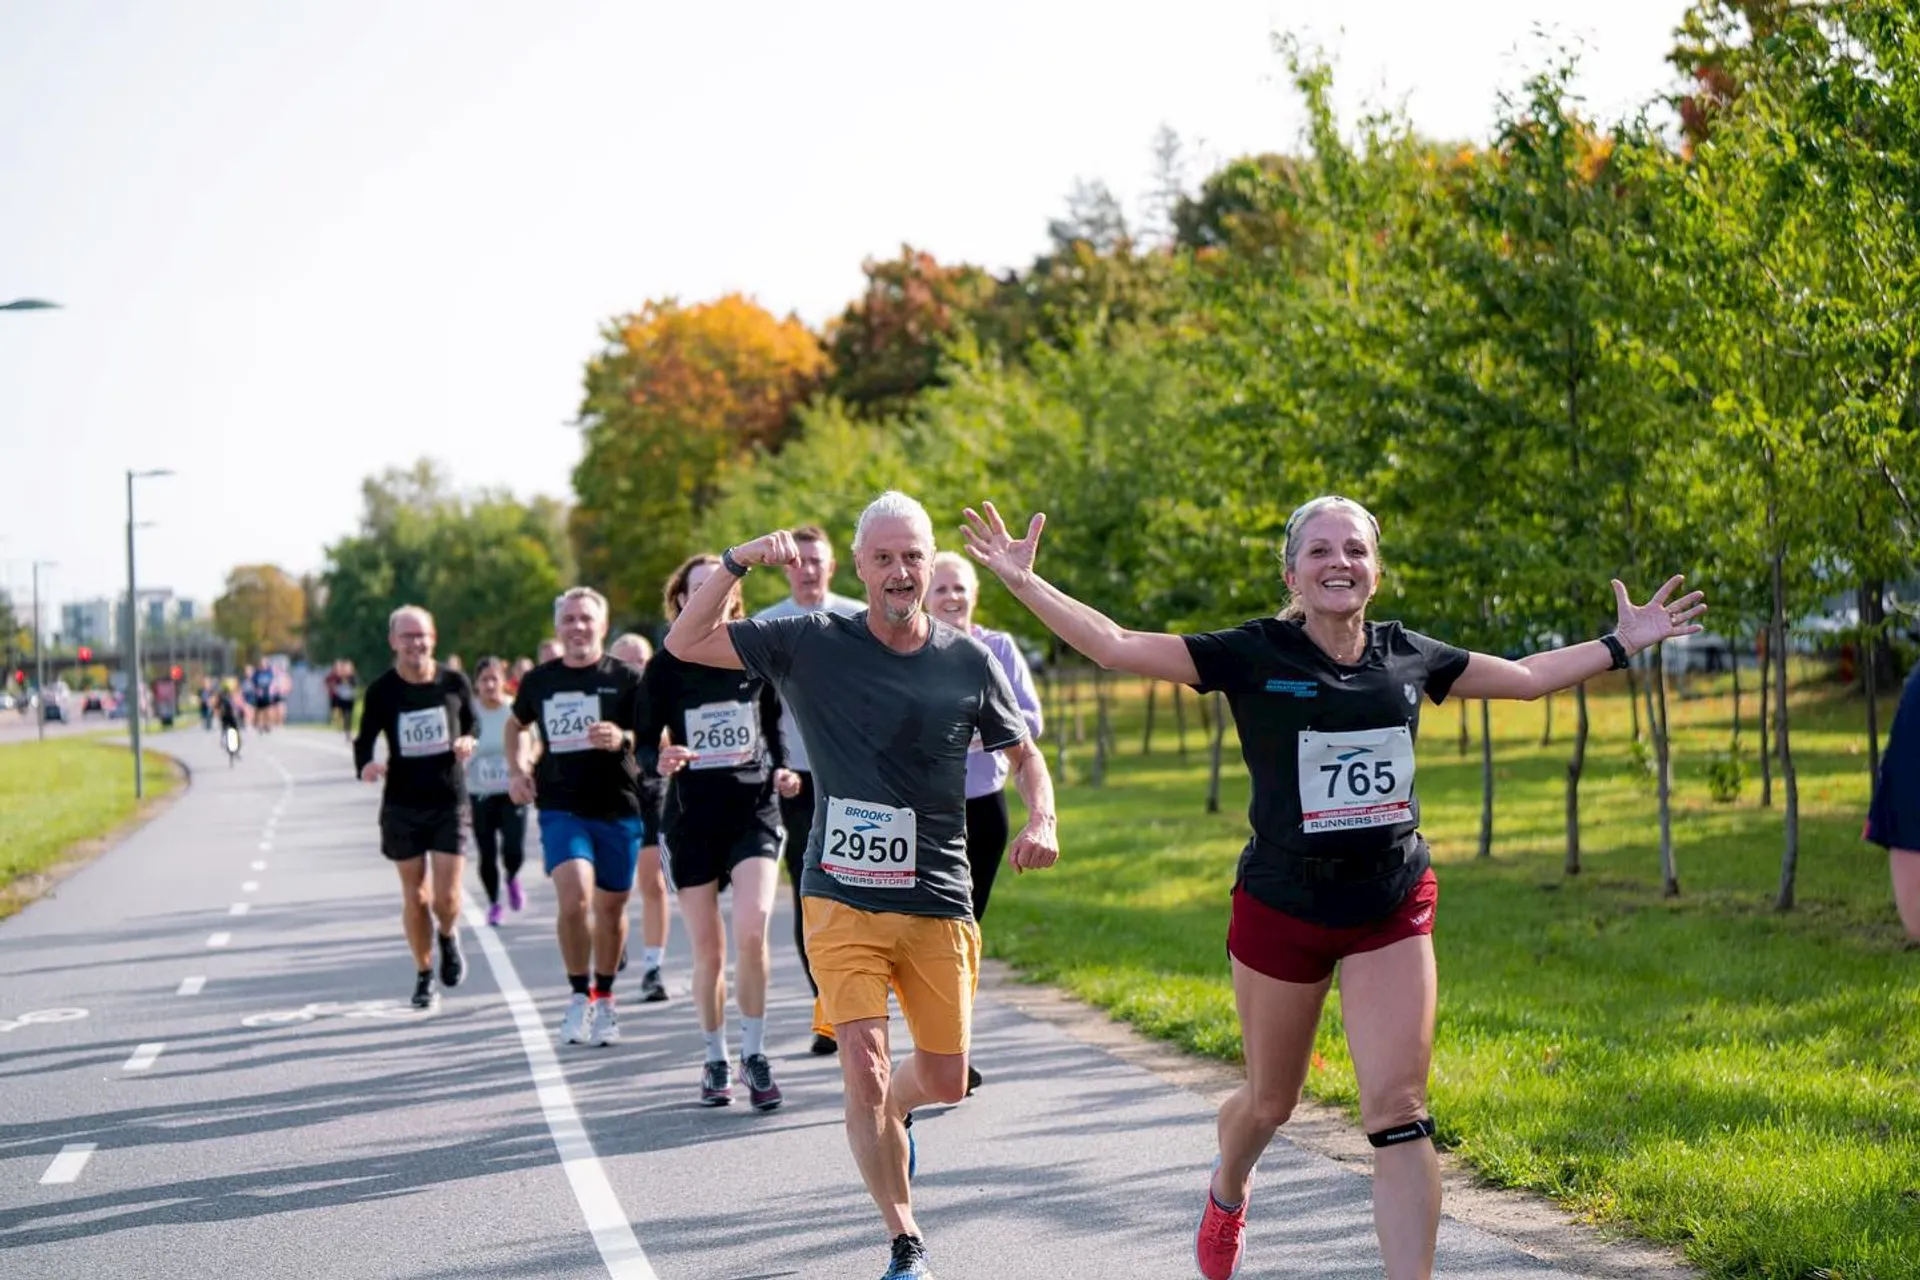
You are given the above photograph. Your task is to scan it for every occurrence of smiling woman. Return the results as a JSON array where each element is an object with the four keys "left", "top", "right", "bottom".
[{"left": 0, "top": 737, "right": 179, "bottom": 918}]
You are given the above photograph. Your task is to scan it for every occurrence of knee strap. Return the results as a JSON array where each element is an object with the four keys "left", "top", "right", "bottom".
[{"left": 1367, "top": 1117, "right": 1436, "bottom": 1148}]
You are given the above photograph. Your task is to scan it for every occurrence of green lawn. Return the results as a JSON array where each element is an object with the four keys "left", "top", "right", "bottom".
[
  {"left": 990, "top": 668, "right": 1916, "bottom": 1280},
  {"left": 0, "top": 735, "right": 180, "bottom": 917}
]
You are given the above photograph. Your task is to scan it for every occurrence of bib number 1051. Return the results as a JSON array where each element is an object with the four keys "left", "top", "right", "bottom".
[{"left": 1296, "top": 727, "right": 1415, "bottom": 833}]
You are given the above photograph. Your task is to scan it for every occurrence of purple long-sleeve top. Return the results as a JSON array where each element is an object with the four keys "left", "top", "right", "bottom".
[{"left": 967, "top": 624, "right": 1044, "bottom": 799}]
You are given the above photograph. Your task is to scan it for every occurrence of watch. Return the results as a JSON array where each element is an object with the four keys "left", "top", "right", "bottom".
[{"left": 721, "top": 547, "right": 750, "bottom": 578}]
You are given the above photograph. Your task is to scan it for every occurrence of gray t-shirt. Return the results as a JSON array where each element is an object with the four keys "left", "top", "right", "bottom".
[
  {"left": 752, "top": 592, "right": 865, "bottom": 774},
  {"left": 729, "top": 610, "right": 1029, "bottom": 919}
]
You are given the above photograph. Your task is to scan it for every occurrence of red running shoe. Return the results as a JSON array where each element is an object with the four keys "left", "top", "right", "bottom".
[{"left": 1194, "top": 1169, "right": 1248, "bottom": 1280}]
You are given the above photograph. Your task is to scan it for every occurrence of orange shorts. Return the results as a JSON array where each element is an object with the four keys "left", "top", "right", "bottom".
[{"left": 801, "top": 897, "right": 981, "bottom": 1056}]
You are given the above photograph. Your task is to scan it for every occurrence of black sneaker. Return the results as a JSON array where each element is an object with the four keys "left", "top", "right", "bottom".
[
  {"left": 809, "top": 1031, "right": 838, "bottom": 1056},
  {"left": 639, "top": 966, "right": 669, "bottom": 1003},
  {"left": 437, "top": 931, "right": 466, "bottom": 989},
  {"left": 966, "top": 1064, "right": 982, "bottom": 1096},
  {"left": 700, "top": 1058, "right": 733, "bottom": 1107},
  {"left": 740, "top": 1053, "right": 783, "bottom": 1111},
  {"left": 881, "top": 1233, "right": 932, "bottom": 1279},
  {"left": 411, "top": 970, "right": 436, "bottom": 1009}
]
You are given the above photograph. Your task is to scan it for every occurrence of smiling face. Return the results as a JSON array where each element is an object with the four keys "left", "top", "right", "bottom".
[
  {"left": 855, "top": 515, "right": 934, "bottom": 626},
  {"left": 389, "top": 609, "right": 436, "bottom": 674},
  {"left": 929, "top": 556, "right": 975, "bottom": 631},
  {"left": 1282, "top": 508, "right": 1379, "bottom": 621},
  {"left": 555, "top": 596, "right": 607, "bottom": 665}
]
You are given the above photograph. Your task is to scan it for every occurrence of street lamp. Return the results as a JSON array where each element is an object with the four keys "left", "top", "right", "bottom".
[
  {"left": 127, "top": 469, "right": 173, "bottom": 799},
  {"left": 1, "top": 299, "right": 61, "bottom": 311},
  {"left": 31, "top": 560, "right": 56, "bottom": 743}
]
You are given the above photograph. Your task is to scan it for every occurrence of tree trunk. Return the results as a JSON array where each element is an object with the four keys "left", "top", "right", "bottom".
[
  {"left": 1206, "top": 692, "right": 1226, "bottom": 814},
  {"left": 1052, "top": 666, "right": 1071, "bottom": 783},
  {"left": 1091, "top": 668, "right": 1111, "bottom": 787},
  {"left": 1070, "top": 666, "right": 1085, "bottom": 744},
  {"left": 1141, "top": 681, "right": 1157, "bottom": 756},
  {"left": 1626, "top": 664, "right": 1642, "bottom": 742},
  {"left": 1758, "top": 630, "right": 1773, "bottom": 806},
  {"left": 1457, "top": 697, "right": 1470, "bottom": 757},
  {"left": 1540, "top": 691, "right": 1554, "bottom": 747},
  {"left": 1173, "top": 682, "right": 1188, "bottom": 761},
  {"left": 1771, "top": 543, "right": 1800, "bottom": 911},
  {"left": 1565, "top": 682, "right": 1588, "bottom": 876},
  {"left": 1477, "top": 701, "right": 1494, "bottom": 859},
  {"left": 1862, "top": 582, "right": 1881, "bottom": 783},
  {"left": 1638, "top": 653, "right": 1659, "bottom": 758},
  {"left": 1653, "top": 652, "right": 1678, "bottom": 897},
  {"left": 1730, "top": 634, "right": 1742, "bottom": 748}
]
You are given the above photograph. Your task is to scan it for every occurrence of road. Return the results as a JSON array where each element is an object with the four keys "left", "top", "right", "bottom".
[{"left": 2, "top": 726, "right": 1605, "bottom": 1278}]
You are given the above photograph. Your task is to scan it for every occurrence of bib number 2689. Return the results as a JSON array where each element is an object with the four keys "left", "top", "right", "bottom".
[{"left": 821, "top": 797, "right": 917, "bottom": 890}]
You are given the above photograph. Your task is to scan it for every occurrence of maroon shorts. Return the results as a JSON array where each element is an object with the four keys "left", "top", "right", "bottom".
[{"left": 1227, "top": 870, "right": 1438, "bottom": 984}]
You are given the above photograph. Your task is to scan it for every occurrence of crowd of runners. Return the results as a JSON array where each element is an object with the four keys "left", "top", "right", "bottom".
[{"left": 334, "top": 487, "right": 1709, "bottom": 1280}]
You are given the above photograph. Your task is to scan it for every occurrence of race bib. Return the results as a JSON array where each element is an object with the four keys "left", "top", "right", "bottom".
[
  {"left": 543, "top": 691, "right": 598, "bottom": 753},
  {"left": 686, "top": 700, "right": 758, "bottom": 770},
  {"left": 469, "top": 754, "right": 511, "bottom": 796},
  {"left": 1297, "top": 727, "right": 1415, "bottom": 833},
  {"left": 822, "top": 797, "right": 917, "bottom": 890},
  {"left": 397, "top": 707, "right": 451, "bottom": 758}
]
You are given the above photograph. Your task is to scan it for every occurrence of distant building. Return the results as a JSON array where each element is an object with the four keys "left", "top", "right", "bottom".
[{"left": 62, "top": 599, "right": 119, "bottom": 652}]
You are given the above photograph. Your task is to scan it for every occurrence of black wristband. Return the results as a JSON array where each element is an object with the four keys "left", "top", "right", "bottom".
[
  {"left": 721, "top": 547, "right": 749, "bottom": 578},
  {"left": 1599, "top": 632, "right": 1630, "bottom": 670}
]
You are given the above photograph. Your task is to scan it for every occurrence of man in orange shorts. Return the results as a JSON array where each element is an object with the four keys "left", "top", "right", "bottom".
[{"left": 667, "top": 491, "right": 1061, "bottom": 1280}]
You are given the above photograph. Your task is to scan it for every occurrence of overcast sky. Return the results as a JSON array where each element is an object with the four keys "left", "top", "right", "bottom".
[{"left": 0, "top": 0, "right": 1691, "bottom": 618}]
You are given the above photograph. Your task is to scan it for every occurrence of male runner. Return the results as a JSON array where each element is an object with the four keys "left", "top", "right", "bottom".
[
  {"left": 610, "top": 631, "right": 672, "bottom": 1002},
  {"left": 507, "top": 588, "right": 646, "bottom": 1046},
  {"left": 668, "top": 492, "right": 1061, "bottom": 1280},
  {"left": 752, "top": 523, "right": 863, "bottom": 1055},
  {"left": 354, "top": 605, "right": 478, "bottom": 1009}
]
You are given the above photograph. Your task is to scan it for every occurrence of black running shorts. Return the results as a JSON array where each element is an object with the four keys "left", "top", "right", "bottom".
[
  {"left": 380, "top": 803, "right": 467, "bottom": 862},
  {"left": 664, "top": 820, "right": 780, "bottom": 891}
]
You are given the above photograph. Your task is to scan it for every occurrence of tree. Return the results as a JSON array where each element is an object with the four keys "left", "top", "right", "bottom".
[
  {"left": 822, "top": 247, "right": 1005, "bottom": 419},
  {"left": 214, "top": 565, "right": 307, "bottom": 664},
  {"left": 572, "top": 295, "right": 826, "bottom": 622}
]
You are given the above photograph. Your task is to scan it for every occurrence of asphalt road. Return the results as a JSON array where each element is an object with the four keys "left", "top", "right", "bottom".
[{"left": 1, "top": 726, "right": 1602, "bottom": 1278}]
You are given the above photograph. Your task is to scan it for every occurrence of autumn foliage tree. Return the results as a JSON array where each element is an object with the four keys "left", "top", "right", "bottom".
[
  {"left": 214, "top": 565, "right": 307, "bottom": 664},
  {"left": 572, "top": 295, "right": 825, "bottom": 622},
  {"left": 823, "top": 246, "right": 1003, "bottom": 418}
]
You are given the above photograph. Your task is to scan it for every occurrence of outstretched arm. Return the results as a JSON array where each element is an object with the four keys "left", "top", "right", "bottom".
[
  {"left": 663, "top": 533, "right": 795, "bottom": 670},
  {"left": 1450, "top": 575, "right": 1708, "bottom": 702},
  {"left": 963, "top": 502, "right": 1200, "bottom": 686}
]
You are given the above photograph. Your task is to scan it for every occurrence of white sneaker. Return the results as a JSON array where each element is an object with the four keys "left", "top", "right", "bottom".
[
  {"left": 587, "top": 996, "right": 620, "bottom": 1046},
  {"left": 559, "top": 992, "right": 592, "bottom": 1044}
]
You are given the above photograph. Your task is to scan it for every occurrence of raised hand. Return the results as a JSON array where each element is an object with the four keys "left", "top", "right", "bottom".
[
  {"left": 737, "top": 530, "right": 799, "bottom": 569},
  {"left": 962, "top": 501, "right": 1046, "bottom": 589},
  {"left": 1611, "top": 576, "right": 1708, "bottom": 656}
]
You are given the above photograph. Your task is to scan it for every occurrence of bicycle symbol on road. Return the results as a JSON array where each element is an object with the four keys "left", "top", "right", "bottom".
[
  {"left": 0, "top": 1007, "right": 89, "bottom": 1033},
  {"left": 241, "top": 1000, "right": 434, "bottom": 1028}
]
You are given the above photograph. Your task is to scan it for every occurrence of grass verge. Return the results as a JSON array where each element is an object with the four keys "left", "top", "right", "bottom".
[
  {"left": 0, "top": 735, "right": 182, "bottom": 919},
  {"left": 989, "top": 670, "right": 1917, "bottom": 1280}
]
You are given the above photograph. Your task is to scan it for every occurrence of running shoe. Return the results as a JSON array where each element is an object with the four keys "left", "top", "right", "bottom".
[
  {"left": 639, "top": 966, "right": 669, "bottom": 1004},
  {"left": 559, "top": 991, "right": 592, "bottom": 1045},
  {"left": 880, "top": 1233, "right": 933, "bottom": 1279},
  {"left": 411, "top": 970, "right": 436, "bottom": 1010},
  {"left": 506, "top": 877, "right": 525, "bottom": 912},
  {"left": 966, "top": 1064, "right": 982, "bottom": 1096},
  {"left": 587, "top": 995, "right": 620, "bottom": 1047},
  {"left": 700, "top": 1058, "right": 733, "bottom": 1107},
  {"left": 740, "top": 1053, "right": 783, "bottom": 1111},
  {"left": 437, "top": 931, "right": 466, "bottom": 988},
  {"left": 810, "top": 1031, "right": 838, "bottom": 1056},
  {"left": 1194, "top": 1166, "right": 1248, "bottom": 1280},
  {"left": 486, "top": 902, "right": 504, "bottom": 928},
  {"left": 904, "top": 1111, "right": 916, "bottom": 1180}
]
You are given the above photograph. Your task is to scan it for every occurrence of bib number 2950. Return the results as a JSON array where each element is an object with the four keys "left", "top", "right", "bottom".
[{"left": 821, "top": 797, "right": 917, "bottom": 890}]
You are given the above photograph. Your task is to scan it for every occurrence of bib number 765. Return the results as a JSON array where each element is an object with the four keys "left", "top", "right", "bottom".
[{"left": 1319, "top": 757, "right": 1397, "bottom": 799}]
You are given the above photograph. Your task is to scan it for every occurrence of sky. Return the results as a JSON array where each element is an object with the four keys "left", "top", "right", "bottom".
[{"left": 0, "top": 0, "right": 1693, "bottom": 622}]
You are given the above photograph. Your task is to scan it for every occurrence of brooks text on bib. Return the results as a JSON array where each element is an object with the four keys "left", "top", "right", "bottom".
[
  {"left": 1296, "top": 727, "right": 1415, "bottom": 833},
  {"left": 822, "top": 797, "right": 917, "bottom": 890},
  {"left": 686, "top": 700, "right": 759, "bottom": 770}
]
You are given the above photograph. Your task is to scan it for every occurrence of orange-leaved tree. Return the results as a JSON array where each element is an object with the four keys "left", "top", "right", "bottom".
[{"left": 571, "top": 295, "right": 825, "bottom": 623}]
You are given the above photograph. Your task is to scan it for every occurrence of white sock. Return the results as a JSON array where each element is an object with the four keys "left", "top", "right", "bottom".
[
  {"left": 703, "top": 1027, "right": 727, "bottom": 1063},
  {"left": 740, "top": 1016, "right": 765, "bottom": 1059},
  {"left": 643, "top": 947, "right": 664, "bottom": 970}
]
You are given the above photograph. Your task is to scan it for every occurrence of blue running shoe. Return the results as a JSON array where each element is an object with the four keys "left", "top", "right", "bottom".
[{"left": 880, "top": 1233, "right": 932, "bottom": 1279}]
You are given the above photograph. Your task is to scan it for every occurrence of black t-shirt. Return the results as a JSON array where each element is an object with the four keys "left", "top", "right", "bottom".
[
  {"left": 637, "top": 649, "right": 787, "bottom": 837},
  {"left": 1867, "top": 657, "right": 1920, "bottom": 851},
  {"left": 510, "top": 657, "right": 644, "bottom": 820},
  {"left": 1185, "top": 618, "right": 1470, "bottom": 927},
  {"left": 354, "top": 667, "right": 477, "bottom": 811}
]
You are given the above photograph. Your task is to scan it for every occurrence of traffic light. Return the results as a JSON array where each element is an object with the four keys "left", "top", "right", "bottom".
[
  {"left": 169, "top": 665, "right": 183, "bottom": 681},
  {"left": 11, "top": 669, "right": 22, "bottom": 686},
  {"left": 77, "top": 646, "right": 92, "bottom": 663}
]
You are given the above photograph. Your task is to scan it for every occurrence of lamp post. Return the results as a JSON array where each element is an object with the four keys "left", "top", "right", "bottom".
[
  {"left": 31, "top": 560, "right": 55, "bottom": 743},
  {"left": 127, "top": 469, "right": 173, "bottom": 798}
]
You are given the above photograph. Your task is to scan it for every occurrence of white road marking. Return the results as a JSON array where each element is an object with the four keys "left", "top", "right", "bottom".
[
  {"left": 229, "top": 903, "right": 250, "bottom": 917},
  {"left": 241, "top": 881, "right": 260, "bottom": 893},
  {"left": 207, "top": 932, "right": 231, "bottom": 948},
  {"left": 465, "top": 905, "right": 658, "bottom": 1280},
  {"left": 250, "top": 860, "right": 267, "bottom": 871},
  {"left": 39, "top": 1144, "right": 96, "bottom": 1185},
  {"left": 177, "top": 976, "right": 206, "bottom": 996},
  {"left": 123, "top": 1043, "right": 165, "bottom": 1071}
]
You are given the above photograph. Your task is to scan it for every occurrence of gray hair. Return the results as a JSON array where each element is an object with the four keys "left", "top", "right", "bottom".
[
  {"left": 388, "top": 604, "right": 433, "bottom": 634},
  {"left": 931, "top": 550, "right": 976, "bottom": 589},
  {"left": 553, "top": 586, "right": 609, "bottom": 626},
  {"left": 609, "top": 632, "right": 653, "bottom": 665},
  {"left": 853, "top": 490, "right": 935, "bottom": 555},
  {"left": 1279, "top": 495, "right": 1382, "bottom": 622}
]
